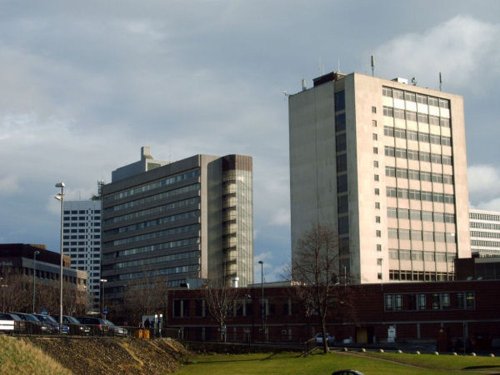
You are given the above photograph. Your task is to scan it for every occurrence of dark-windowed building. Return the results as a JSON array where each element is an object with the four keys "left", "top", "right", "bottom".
[{"left": 101, "top": 147, "right": 253, "bottom": 303}]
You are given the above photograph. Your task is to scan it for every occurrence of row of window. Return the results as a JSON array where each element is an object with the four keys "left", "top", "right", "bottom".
[
  {"left": 383, "top": 107, "right": 451, "bottom": 127},
  {"left": 382, "top": 87, "right": 450, "bottom": 108},
  {"left": 389, "top": 270, "right": 454, "bottom": 281},
  {"left": 107, "top": 223, "right": 200, "bottom": 246},
  {"left": 388, "top": 229, "right": 455, "bottom": 243},
  {"left": 107, "top": 250, "right": 200, "bottom": 270},
  {"left": 385, "top": 146, "right": 453, "bottom": 165},
  {"left": 471, "top": 240, "right": 500, "bottom": 247},
  {"left": 387, "top": 207, "right": 455, "bottom": 223},
  {"left": 384, "top": 126, "right": 451, "bottom": 146},
  {"left": 107, "top": 264, "right": 200, "bottom": 282},
  {"left": 386, "top": 187, "right": 455, "bottom": 204},
  {"left": 63, "top": 234, "right": 101, "bottom": 240},
  {"left": 104, "top": 197, "right": 199, "bottom": 225},
  {"left": 103, "top": 237, "right": 200, "bottom": 259},
  {"left": 469, "top": 212, "right": 500, "bottom": 222},
  {"left": 63, "top": 241, "right": 100, "bottom": 246},
  {"left": 389, "top": 249, "right": 455, "bottom": 261},
  {"left": 64, "top": 228, "right": 100, "bottom": 233},
  {"left": 64, "top": 210, "right": 101, "bottom": 215},
  {"left": 385, "top": 166, "right": 453, "bottom": 184},
  {"left": 470, "top": 222, "right": 500, "bottom": 231},
  {"left": 470, "top": 231, "right": 500, "bottom": 239},
  {"left": 107, "top": 210, "right": 199, "bottom": 235},
  {"left": 384, "top": 291, "right": 474, "bottom": 312},
  {"left": 64, "top": 222, "right": 100, "bottom": 227},
  {"left": 106, "top": 183, "right": 200, "bottom": 213},
  {"left": 64, "top": 216, "right": 101, "bottom": 222},
  {"left": 112, "top": 169, "right": 200, "bottom": 201}
]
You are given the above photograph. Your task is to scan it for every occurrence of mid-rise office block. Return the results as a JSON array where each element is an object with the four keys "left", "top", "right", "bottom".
[
  {"left": 289, "top": 72, "right": 470, "bottom": 283},
  {"left": 470, "top": 208, "right": 500, "bottom": 257},
  {"left": 101, "top": 148, "right": 253, "bottom": 302}
]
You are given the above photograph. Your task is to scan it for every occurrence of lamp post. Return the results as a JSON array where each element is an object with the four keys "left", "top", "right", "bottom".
[
  {"left": 258, "top": 260, "right": 265, "bottom": 340},
  {"left": 100, "top": 278, "right": 108, "bottom": 319},
  {"left": 55, "top": 182, "right": 65, "bottom": 331},
  {"left": 32, "top": 250, "right": 40, "bottom": 313}
]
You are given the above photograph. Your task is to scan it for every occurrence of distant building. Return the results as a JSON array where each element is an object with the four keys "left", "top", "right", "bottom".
[
  {"left": 0, "top": 243, "right": 87, "bottom": 313},
  {"left": 62, "top": 198, "right": 102, "bottom": 311},
  {"left": 101, "top": 147, "right": 253, "bottom": 303},
  {"left": 289, "top": 72, "right": 470, "bottom": 283},
  {"left": 469, "top": 208, "right": 500, "bottom": 257}
]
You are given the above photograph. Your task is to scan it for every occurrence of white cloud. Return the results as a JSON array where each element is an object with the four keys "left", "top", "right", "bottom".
[
  {"left": 373, "top": 16, "right": 500, "bottom": 91},
  {"left": 468, "top": 164, "right": 500, "bottom": 211}
]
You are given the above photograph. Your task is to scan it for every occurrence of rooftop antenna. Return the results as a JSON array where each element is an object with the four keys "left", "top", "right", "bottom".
[
  {"left": 439, "top": 72, "right": 443, "bottom": 91},
  {"left": 371, "top": 55, "right": 375, "bottom": 77},
  {"left": 337, "top": 57, "right": 341, "bottom": 73},
  {"left": 318, "top": 58, "right": 325, "bottom": 75}
]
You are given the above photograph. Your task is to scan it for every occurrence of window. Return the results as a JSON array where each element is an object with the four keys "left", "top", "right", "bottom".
[
  {"left": 338, "top": 195, "right": 348, "bottom": 213},
  {"left": 376, "top": 230, "right": 382, "bottom": 237},
  {"left": 335, "top": 113, "right": 346, "bottom": 132},
  {"left": 377, "top": 244, "right": 382, "bottom": 251},
  {"left": 373, "top": 147, "right": 378, "bottom": 154},
  {"left": 375, "top": 188, "right": 380, "bottom": 195},
  {"left": 385, "top": 294, "right": 402, "bottom": 311},
  {"left": 374, "top": 174, "right": 379, "bottom": 181},
  {"left": 334, "top": 91, "right": 345, "bottom": 111},
  {"left": 376, "top": 216, "right": 381, "bottom": 223},
  {"left": 373, "top": 133, "right": 378, "bottom": 141},
  {"left": 377, "top": 258, "right": 383, "bottom": 265},
  {"left": 375, "top": 202, "right": 380, "bottom": 209},
  {"left": 372, "top": 120, "right": 378, "bottom": 127},
  {"left": 374, "top": 160, "right": 379, "bottom": 168},
  {"left": 372, "top": 106, "right": 377, "bottom": 113}
]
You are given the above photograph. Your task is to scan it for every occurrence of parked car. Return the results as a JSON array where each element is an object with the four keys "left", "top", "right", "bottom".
[
  {"left": 0, "top": 312, "right": 25, "bottom": 332},
  {"left": 315, "top": 332, "right": 335, "bottom": 346},
  {"left": 76, "top": 316, "right": 110, "bottom": 335},
  {"left": 103, "top": 319, "right": 128, "bottom": 336},
  {"left": 11, "top": 312, "right": 51, "bottom": 334},
  {"left": 53, "top": 315, "right": 91, "bottom": 335},
  {"left": 332, "top": 371, "right": 364, "bottom": 375},
  {"left": 33, "top": 314, "right": 70, "bottom": 334}
]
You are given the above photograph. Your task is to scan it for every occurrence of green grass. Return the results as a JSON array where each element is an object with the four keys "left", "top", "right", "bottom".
[
  {"left": 0, "top": 335, "right": 71, "bottom": 375},
  {"left": 175, "top": 350, "right": 500, "bottom": 375}
]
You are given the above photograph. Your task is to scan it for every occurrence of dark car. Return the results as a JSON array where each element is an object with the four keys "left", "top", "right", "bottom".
[
  {"left": 0, "top": 312, "right": 26, "bottom": 332},
  {"left": 11, "top": 312, "right": 51, "bottom": 334},
  {"left": 332, "top": 371, "right": 365, "bottom": 375},
  {"left": 33, "top": 313, "right": 70, "bottom": 334},
  {"left": 53, "top": 315, "right": 91, "bottom": 335},
  {"left": 77, "top": 316, "right": 128, "bottom": 336},
  {"left": 76, "top": 316, "right": 110, "bottom": 335}
]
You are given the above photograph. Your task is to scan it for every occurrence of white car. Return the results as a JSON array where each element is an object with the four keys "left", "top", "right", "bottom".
[{"left": 315, "top": 333, "right": 335, "bottom": 345}]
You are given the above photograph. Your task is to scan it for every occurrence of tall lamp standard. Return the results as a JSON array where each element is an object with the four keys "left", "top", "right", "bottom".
[
  {"left": 258, "top": 260, "right": 265, "bottom": 340},
  {"left": 32, "top": 250, "right": 40, "bottom": 313},
  {"left": 55, "top": 182, "right": 65, "bottom": 331},
  {"left": 100, "top": 278, "right": 108, "bottom": 319}
]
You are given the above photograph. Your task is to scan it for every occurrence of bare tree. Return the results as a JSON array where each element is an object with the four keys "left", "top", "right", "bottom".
[
  {"left": 203, "top": 280, "right": 240, "bottom": 342},
  {"left": 292, "top": 223, "right": 341, "bottom": 353}
]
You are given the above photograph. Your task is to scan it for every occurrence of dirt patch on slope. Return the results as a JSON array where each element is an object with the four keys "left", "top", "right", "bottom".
[{"left": 23, "top": 336, "right": 189, "bottom": 375}]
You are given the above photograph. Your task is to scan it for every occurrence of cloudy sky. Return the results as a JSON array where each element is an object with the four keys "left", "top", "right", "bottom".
[{"left": 1, "top": 1, "right": 499, "bottom": 281}]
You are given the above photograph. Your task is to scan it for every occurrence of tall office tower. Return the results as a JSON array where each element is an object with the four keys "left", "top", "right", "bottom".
[
  {"left": 101, "top": 147, "right": 253, "bottom": 303},
  {"left": 470, "top": 208, "right": 500, "bottom": 257},
  {"left": 62, "top": 199, "right": 102, "bottom": 310},
  {"left": 289, "top": 72, "right": 470, "bottom": 283}
]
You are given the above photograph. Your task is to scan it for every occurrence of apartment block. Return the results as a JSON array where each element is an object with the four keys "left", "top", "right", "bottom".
[
  {"left": 289, "top": 72, "right": 470, "bottom": 283},
  {"left": 470, "top": 208, "right": 500, "bottom": 257}
]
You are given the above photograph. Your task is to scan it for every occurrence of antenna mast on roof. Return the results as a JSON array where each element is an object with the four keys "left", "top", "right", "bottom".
[
  {"left": 439, "top": 72, "right": 443, "bottom": 91},
  {"left": 371, "top": 55, "right": 375, "bottom": 77}
]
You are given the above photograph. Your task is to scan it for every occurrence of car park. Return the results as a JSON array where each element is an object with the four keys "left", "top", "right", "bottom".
[
  {"left": 11, "top": 312, "right": 51, "bottom": 334},
  {"left": 33, "top": 314, "right": 70, "bottom": 334},
  {"left": 53, "top": 315, "right": 91, "bottom": 335}
]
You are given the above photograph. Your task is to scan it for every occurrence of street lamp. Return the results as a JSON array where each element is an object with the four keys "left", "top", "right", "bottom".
[
  {"left": 32, "top": 250, "right": 40, "bottom": 313},
  {"left": 258, "top": 260, "right": 265, "bottom": 340},
  {"left": 55, "top": 181, "right": 65, "bottom": 331},
  {"left": 100, "top": 278, "right": 108, "bottom": 319}
]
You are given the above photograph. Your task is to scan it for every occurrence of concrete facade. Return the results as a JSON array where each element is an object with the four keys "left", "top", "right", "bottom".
[
  {"left": 101, "top": 148, "right": 253, "bottom": 302},
  {"left": 289, "top": 72, "right": 470, "bottom": 283},
  {"left": 469, "top": 208, "right": 500, "bottom": 257}
]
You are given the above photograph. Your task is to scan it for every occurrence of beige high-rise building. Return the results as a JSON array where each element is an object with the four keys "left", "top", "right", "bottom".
[{"left": 289, "top": 72, "right": 470, "bottom": 283}]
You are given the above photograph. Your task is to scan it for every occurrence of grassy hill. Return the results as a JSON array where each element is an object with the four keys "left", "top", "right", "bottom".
[{"left": 0, "top": 335, "right": 188, "bottom": 375}]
